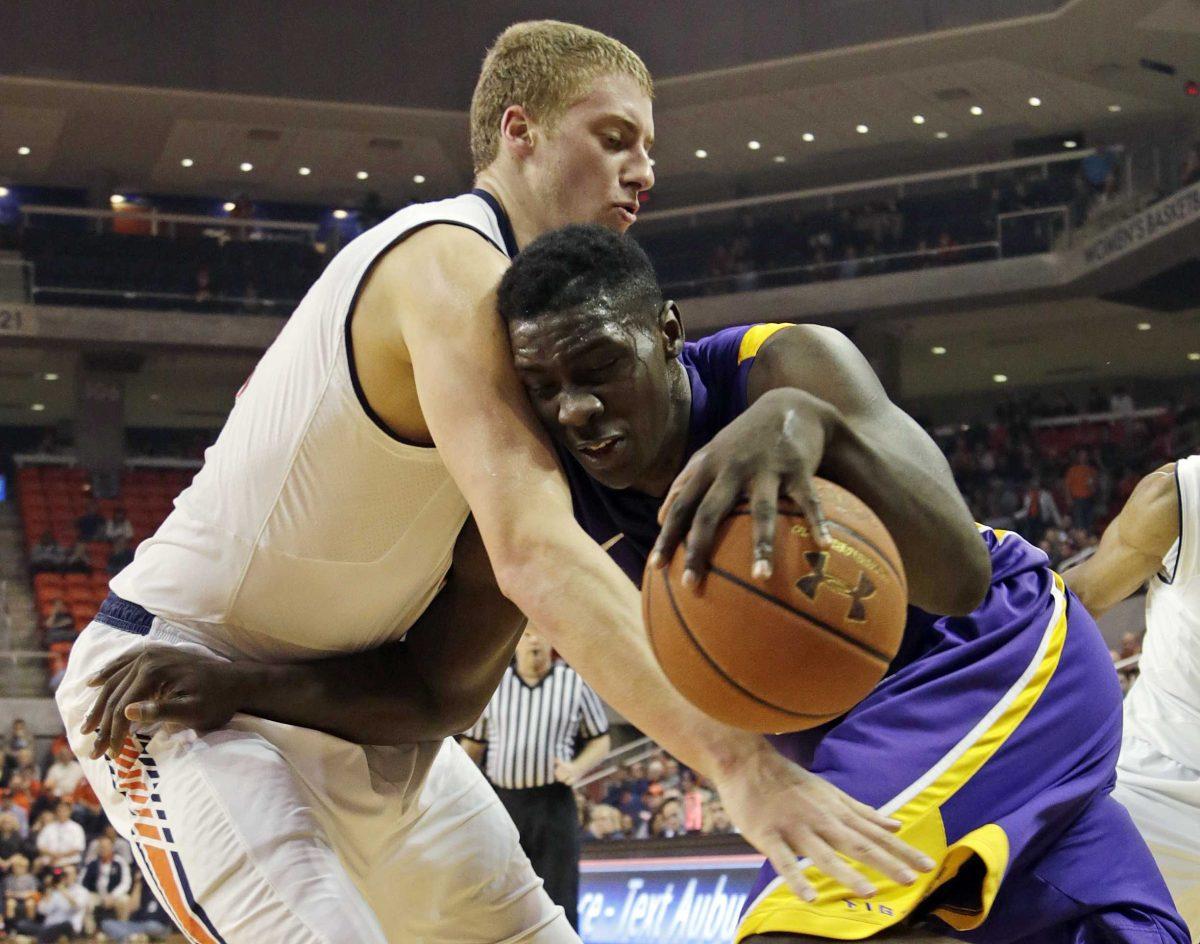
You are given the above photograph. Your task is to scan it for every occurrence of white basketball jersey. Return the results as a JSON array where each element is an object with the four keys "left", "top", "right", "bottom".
[
  {"left": 111, "top": 192, "right": 517, "bottom": 659},
  {"left": 1123, "top": 454, "right": 1200, "bottom": 768}
]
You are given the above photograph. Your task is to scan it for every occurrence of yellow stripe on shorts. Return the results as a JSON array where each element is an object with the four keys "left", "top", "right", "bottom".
[{"left": 735, "top": 574, "right": 1069, "bottom": 941}]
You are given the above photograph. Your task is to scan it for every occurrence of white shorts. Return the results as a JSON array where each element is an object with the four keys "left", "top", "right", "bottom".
[
  {"left": 57, "top": 618, "right": 578, "bottom": 944},
  {"left": 1114, "top": 735, "right": 1200, "bottom": 940}
]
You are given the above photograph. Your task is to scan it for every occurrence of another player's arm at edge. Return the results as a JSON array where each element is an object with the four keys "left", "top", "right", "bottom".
[
  {"left": 752, "top": 326, "right": 990, "bottom": 614},
  {"left": 392, "top": 227, "right": 933, "bottom": 898},
  {"left": 1063, "top": 463, "right": 1179, "bottom": 617}
]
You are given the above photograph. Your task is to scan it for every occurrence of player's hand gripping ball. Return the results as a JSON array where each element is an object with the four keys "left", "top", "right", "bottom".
[{"left": 643, "top": 478, "right": 907, "bottom": 732}]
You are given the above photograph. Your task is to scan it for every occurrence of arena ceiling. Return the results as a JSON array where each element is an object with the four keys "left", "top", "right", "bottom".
[{"left": 0, "top": 0, "right": 1196, "bottom": 209}]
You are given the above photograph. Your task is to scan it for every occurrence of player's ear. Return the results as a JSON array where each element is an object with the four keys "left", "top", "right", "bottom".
[
  {"left": 499, "top": 105, "right": 536, "bottom": 159},
  {"left": 659, "top": 301, "right": 685, "bottom": 358}
]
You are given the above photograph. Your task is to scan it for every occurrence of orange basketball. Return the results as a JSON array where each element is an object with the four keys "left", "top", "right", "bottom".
[{"left": 643, "top": 478, "right": 907, "bottom": 733}]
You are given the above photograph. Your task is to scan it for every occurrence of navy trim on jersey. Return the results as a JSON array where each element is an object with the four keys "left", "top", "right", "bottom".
[
  {"left": 1159, "top": 465, "right": 1184, "bottom": 586},
  {"left": 471, "top": 188, "right": 520, "bottom": 257},
  {"left": 343, "top": 212, "right": 510, "bottom": 447},
  {"left": 96, "top": 592, "right": 153, "bottom": 636}
]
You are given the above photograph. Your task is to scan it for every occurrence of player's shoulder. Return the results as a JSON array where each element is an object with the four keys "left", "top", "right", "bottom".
[{"left": 1126, "top": 463, "right": 1179, "bottom": 521}]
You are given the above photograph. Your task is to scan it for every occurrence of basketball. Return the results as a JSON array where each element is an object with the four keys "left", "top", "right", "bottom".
[{"left": 643, "top": 478, "right": 908, "bottom": 733}]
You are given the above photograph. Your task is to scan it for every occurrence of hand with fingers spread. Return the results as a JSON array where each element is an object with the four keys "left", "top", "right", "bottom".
[
  {"left": 649, "top": 387, "right": 838, "bottom": 587},
  {"left": 716, "top": 744, "right": 934, "bottom": 902},
  {"left": 81, "top": 647, "right": 249, "bottom": 760}
]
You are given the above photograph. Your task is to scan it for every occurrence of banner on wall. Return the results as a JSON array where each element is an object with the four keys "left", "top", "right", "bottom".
[{"left": 578, "top": 851, "right": 763, "bottom": 944}]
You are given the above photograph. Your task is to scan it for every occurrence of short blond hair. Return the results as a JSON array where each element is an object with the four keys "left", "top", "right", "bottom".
[{"left": 470, "top": 20, "right": 653, "bottom": 174}]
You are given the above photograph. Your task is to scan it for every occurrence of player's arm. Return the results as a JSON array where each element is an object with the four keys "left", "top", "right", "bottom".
[
  {"left": 655, "top": 324, "right": 990, "bottom": 615},
  {"left": 1063, "top": 463, "right": 1178, "bottom": 617},
  {"left": 83, "top": 515, "right": 527, "bottom": 750},
  {"left": 390, "top": 227, "right": 934, "bottom": 900}
]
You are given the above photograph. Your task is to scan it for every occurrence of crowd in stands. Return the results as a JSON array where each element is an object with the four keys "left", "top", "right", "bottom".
[
  {"left": 576, "top": 751, "right": 736, "bottom": 843},
  {"left": 0, "top": 144, "right": 1171, "bottom": 313},
  {"left": 642, "top": 148, "right": 1128, "bottom": 297},
  {"left": 0, "top": 722, "right": 177, "bottom": 941}
]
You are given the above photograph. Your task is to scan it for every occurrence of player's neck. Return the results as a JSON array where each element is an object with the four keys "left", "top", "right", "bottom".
[
  {"left": 632, "top": 361, "right": 692, "bottom": 498},
  {"left": 472, "top": 175, "right": 546, "bottom": 251}
]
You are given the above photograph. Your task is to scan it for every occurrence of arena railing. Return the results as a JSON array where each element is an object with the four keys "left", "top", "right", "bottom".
[
  {"left": 637, "top": 147, "right": 1120, "bottom": 227},
  {"left": 576, "top": 735, "right": 658, "bottom": 790},
  {"left": 18, "top": 204, "right": 319, "bottom": 241},
  {"left": 0, "top": 257, "right": 33, "bottom": 303}
]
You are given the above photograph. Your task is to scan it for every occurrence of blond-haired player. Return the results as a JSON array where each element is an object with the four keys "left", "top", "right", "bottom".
[
  {"left": 57, "top": 21, "right": 929, "bottom": 943},
  {"left": 1065, "top": 456, "right": 1200, "bottom": 936}
]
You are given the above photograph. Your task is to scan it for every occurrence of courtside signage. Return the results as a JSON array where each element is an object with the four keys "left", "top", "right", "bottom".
[{"left": 579, "top": 853, "right": 762, "bottom": 943}]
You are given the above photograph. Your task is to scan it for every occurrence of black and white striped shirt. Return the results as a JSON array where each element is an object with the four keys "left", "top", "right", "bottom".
[{"left": 463, "top": 661, "right": 609, "bottom": 789}]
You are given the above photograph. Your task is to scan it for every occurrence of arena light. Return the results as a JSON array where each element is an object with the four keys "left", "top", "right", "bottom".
[
  {"left": 222, "top": 201, "right": 236, "bottom": 212},
  {"left": 1137, "top": 322, "right": 1152, "bottom": 331},
  {"left": 993, "top": 374, "right": 1008, "bottom": 384},
  {"left": 936, "top": 131, "right": 949, "bottom": 139},
  {"left": 747, "top": 140, "right": 761, "bottom": 150},
  {"left": 239, "top": 162, "right": 253, "bottom": 172},
  {"left": 694, "top": 149, "right": 708, "bottom": 159},
  {"left": 1108, "top": 104, "right": 1122, "bottom": 113},
  {"left": 30, "top": 403, "right": 44, "bottom": 412},
  {"left": 912, "top": 115, "right": 926, "bottom": 125},
  {"left": 43, "top": 373, "right": 58, "bottom": 381},
  {"left": 149, "top": 393, "right": 161, "bottom": 402},
  {"left": 356, "top": 171, "right": 369, "bottom": 180},
  {"left": 17, "top": 146, "right": 30, "bottom": 156},
  {"left": 109, "top": 194, "right": 125, "bottom": 206},
  {"left": 333, "top": 209, "right": 348, "bottom": 220},
  {"left": 649, "top": 158, "right": 656, "bottom": 166},
  {"left": 0, "top": 187, "right": 8, "bottom": 198},
  {"left": 856, "top": 124, "right": 869, "bottom": 134},
  {"left": 1187, "top": 81, "right": 1199, "bottom": 97},
  {"left": 1028, "top": 97, "right": 1042, "bottom": 107},
  {"left": 1063, "top": 140, "right": 1078, "bottom": 149},
  {"left": 931, "top": 346, "right": 947, "bottom": 355},
  {"left": 773, "top": 155, "right": 786, "bottom": 163},
  {"left": 970, "top": 105, "right": 983, "bottom": 116},
  {"left": 1189, "top": 352, "right": 1200, "bottom": 361},
  {"left": 412, "top": 174, "right": 426, "bottom": 184},
  {"left": 298, "top": 166, "right": 312, "bottom": 176},
  {"left": 180, "top": 158, "right": 194, "bottom": 168}
]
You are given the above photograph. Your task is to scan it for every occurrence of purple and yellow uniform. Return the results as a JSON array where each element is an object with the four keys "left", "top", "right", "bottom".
[{"left": 559, "top": 324, "right": 1189, "bottom": 944}]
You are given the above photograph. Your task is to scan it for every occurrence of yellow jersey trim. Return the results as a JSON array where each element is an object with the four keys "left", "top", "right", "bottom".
[
  {"left": 735, "top": 575, "right": 1069, "bottom": 940},
  {"left": 737, "top": 323, "right": 793, "bottom": 364}
]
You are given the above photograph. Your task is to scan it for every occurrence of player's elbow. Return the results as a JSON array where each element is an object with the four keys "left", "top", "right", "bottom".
[{"left": 933, "top": 539, "right": 992, "bottom": 616}]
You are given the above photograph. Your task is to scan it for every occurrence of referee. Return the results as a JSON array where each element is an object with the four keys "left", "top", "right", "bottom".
[{"left": 461, "top": 627, "right": 610, "bottom": 929}]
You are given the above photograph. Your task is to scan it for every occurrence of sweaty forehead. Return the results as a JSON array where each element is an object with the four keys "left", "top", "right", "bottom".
[{"left": 509, "top": 306, "right": 640, "bottom": 365}]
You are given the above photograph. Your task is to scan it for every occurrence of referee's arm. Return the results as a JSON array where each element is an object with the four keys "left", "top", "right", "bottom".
[
  {"left": 555, "top": 679, "right": 611, "bottom": 786},
  {"left": 460, "top": 714, "right": 487, "bottom": 768}
]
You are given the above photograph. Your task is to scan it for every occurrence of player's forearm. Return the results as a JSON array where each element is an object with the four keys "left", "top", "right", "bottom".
[
  {"left": 497, "top": 530, "right": 769, "bottom": 781},
  {"left": 821, "top": 408, "right": 990, "bottom": 615}
]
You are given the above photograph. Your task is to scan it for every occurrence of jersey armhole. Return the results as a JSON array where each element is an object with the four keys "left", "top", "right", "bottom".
[{"left": 343, "top": 220, "right": 509, "bottom": 448}]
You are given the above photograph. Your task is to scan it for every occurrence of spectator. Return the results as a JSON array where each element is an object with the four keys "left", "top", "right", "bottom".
[
  {"left": 3, "top": 854, "right": 38, "bottom": 928},
  {"left": 75, "top": 500, "right": 107, "bottom": 542},
  {"left": 108, "top": 536, "right": 135, "bottom": 575},
  {"left": 36, "top": 802, "right": 86, "bottom": 870},
  {"left": 702, "top": 799, "right": 735, "bottom": 835},
  {"left": 651, "top": 797, "right": 686, "bottom": 838},
  {"left": 43, "top": 747, "right": 84, "bottom": 802},
  {"left": 29, "top": 863, "right": 89, "bottom": 942},
  {"left": 1182, "top": 142, "right": 1200, "bottom": 188},
  {"left": 2, "top": 748, "right": 41, "bottom": 796},
  {"left": 1110, "top": 386, "right": 1135, "bottom": 415},
  {"left": 82, "top": 836, "right": 132, "bottom": 932},
  {"left": 5, "top": 775, "right": 37, "bottom": 820},
  {"left": 0, "top": 791, "right": 30, "bottom": 838},
  {"left": 101, "top": 872, "right": 174, "bottom": 942},
  {"left": 0, "top": 813, "right": 31, "bottom": 875},
  {"left": 63, "top": 540, "right": 91, "bottom": 574},
  {"left": 582, "top": 804, "right": 620, "bottom": 843},
  {"left": 84, "top": 824, "right": 132, "bottom": 868},
  {"left": 42, "top": 599, "right": 77, "bottom": 645},
  {"left": 1014, "top": 475, "right": 1063, "bottom": 543},
  {"left": 29, "top": 531, "right": 66, "bottom": 573},
  {"left": 104, "top": 508, "right": 134, "bottom": 543},
  {"left": 1064, "top": 449, "right": 1100, "bottom": 532},
  {"left": 6, "top": 721, "right": 30, "bottom": 756}
]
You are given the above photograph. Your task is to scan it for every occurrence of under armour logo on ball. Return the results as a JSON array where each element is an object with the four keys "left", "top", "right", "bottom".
[{"left": 796, "top": 551, "right": 877, "bottom": 622}]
